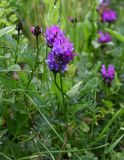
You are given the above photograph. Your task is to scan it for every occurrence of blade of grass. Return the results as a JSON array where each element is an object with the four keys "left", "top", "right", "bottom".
[
  {"left": 0, "top": 152, "right": 12, "bottom": 160},
  {"left": 91, "top": 108, "right": 124, "bottom": 145},
  {"left": 106, "top": 134, "right": 124, "bottom": 153},
  {"left": 38, "top": 140, "right": 55, "bottom": 160},
  {"left": 17, "top": 142, "right": 109, "bottom": 159}
]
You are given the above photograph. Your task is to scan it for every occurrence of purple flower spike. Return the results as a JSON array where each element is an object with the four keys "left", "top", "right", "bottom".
[
  {"left": 46, "top": 36, "right": 75, "bottom": 73},
  {"left": 45, "top": 25, "right": 65, "bottom": 48},
  {"left": 102, "top": 9, "right": 117, "bottom": 23},
  {"left": 98, "top": 31, "right": 111, "bottom": 43},
  {"left": 31, "top": 26, "right": 42, "bottom": 37},
  {"left": 101, "top": 64, "right": 115, "bottom": 85},
  {"left": 46, "top": 51, "right": 68, "bottom": 73},
  {"left": 53, "top": 36, "right": 74, "bottom": 58},
  {"left": 46, "top": 25, "right": 76, "bottom": 73}
]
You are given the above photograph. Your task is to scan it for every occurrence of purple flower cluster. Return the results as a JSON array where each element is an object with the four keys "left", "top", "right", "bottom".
[
  {"left": 98, "top": 31, "right": 111, "bottom": 43},
  {"left": 45, "top": 25, "right": 75, "bottom": 73},
  {"left": 97, "top": 1, "right": 117, "bottom": 44},
  {"left": 31, "top": 26, "right": 42, "bottom": 37},
  {"left": 101, "top": 64, "right": 115, "bottom": 84},
  {"left": 97, "top": 0, "right": 117, "bottom": 23},
  {"left": 97, "top": 2, "right": 117, "bottom": 85},
  {"left": 102, "top": 9, "right": 117, "bottom": 23},
  {"left": 46, "top": 51, "right": 68, "bottom": 73},
  {"left": 45, "top": 25, "right": 64, "bottom": 48}
]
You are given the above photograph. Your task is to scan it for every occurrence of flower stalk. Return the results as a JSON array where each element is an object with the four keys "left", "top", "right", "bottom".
[
  {"left": 15, "top": 22, "right": 22, "bottom": 64},
  {"left": 26, "top": 26, "right": 42, "bottom": 89},
  {"left": 26, "top": 36, "right": 39, "bottom": 90},
  {"left": 54, "top": 73, "right": 70, "bottom": 100}
]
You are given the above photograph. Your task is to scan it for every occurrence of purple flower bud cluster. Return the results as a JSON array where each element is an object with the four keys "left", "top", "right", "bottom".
[
  {"left": 45, "top": 25, "right": 75, "bottom": 73},
  {"left": 101, "top": 64, "right": 115, "bottom": 85},
  {"left": 98, "top": 31, "right": 111, "bottom": 43},
  {"left": 31, "top": 26, "right": 42, "bottom": 37},
  {"left": 102, "top": 9, "right": 117, "bottom": 23}
]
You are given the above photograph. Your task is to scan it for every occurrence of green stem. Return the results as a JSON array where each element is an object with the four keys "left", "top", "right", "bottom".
[
  {"left": 26, "top": 70, "right": 34, "bottom": 90},
  {"left": 34, "top": 36, "right": 39, "bottom": 69},
  {"left": 54, "top": 73, "right": 70, "bottom": 99},
  {"left": 60, "top": 72, "right": 65, "bottom": 107},
  {"left": 90, "top": 111, "right": 95, "bottom": 142},
  {"left": 15, "top": 30, "right": 20, "bottom": 64},
  {"left": 45, "top": 45, "right": 50, "bottom": 90},
  {"left": 58, "top": 0, "right": 62, "bottom": 24},
  {"left": 3, "top": 41, "right": 6, "bottom": 67},
  {"left": 60, "top": 72, "right": 67, "bottom": 121},
  {"left": 54, "top": 0, "right": 57, "bottom": 6},
  {"left": 26, "top": 36, "right": 39, "bottom": 89},
  {"left": 105, "top": 84, "right": 110, "bottom": 98}
]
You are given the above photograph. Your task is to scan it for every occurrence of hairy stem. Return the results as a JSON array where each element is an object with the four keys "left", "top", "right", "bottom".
[
  {"left": 54, "top": 73, "right": 70, "bottom": 99},
  {"left": 15, "top": 30, "right": 20, "bottom": 64},
  {"left": 60, "top": 72, "right": 65, "bottom": 107},
  {"left": 26, "top": 36, "right": 39, "bottom": 89}
]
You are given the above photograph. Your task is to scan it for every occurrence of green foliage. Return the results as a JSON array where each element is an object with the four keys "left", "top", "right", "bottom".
[{"left": 0, "top": 0, "right": 124, "bottom": 160}]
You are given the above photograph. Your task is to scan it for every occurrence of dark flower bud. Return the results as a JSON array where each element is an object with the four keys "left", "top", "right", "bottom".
[
  {"left": 16, "top": 22, "right": 23, "bottom": 32},
  {"left": 68, "top": 17, "right": 78, "bottom": 23},
  {"left": 31, "top": 26, "right": 42, "bottom": 37}
]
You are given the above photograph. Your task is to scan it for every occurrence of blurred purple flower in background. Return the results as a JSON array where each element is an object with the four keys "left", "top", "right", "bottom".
[
  {"left": 100, "top": 0, "right": 110, "bottom": 6},
  {"left": 97, "top": 0, "right": 110, "bottom": 13},
  {"left": 101, "top": 64, "right": 115, "bottom": 84},
  {"left": 31, "top": 26, "right": 42, "bottom": 37},
  {"left": 102, "top": 9, "right": 117, "bottom": 23},
  {"left": 98, "top": 31, "right": 111, "bottom": 43}
]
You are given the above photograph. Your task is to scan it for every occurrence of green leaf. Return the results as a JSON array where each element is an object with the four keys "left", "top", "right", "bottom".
[
  {"left": 92, "top": 40, "right": 100, "bottom": 49},
  {"left": 80, "top": 121, "right": 90, "bottom": 133},
  {"left": 105, "top": 28, "right": 124, "bottom": 42},
  {"left": 67, "top": 81, "right": 83, "bottom": 97},
  {"left": 95, "top": 108, "right": 124, "bottom": 143},
  {"left": 102, "top": 99, "right": 113, "bottom": 108},
  {"left": 7, "top": 64, "right": 21, "bottom": 71},
  {"left": 0, "top": 25, "right": 16, "bottom": 37},
  {"left": 67, "top": 64, "right": 76, "bottom": 78},
  {"left": 3, "top": 97, "right": 15, "bottom": 103},
  {"left": 107, "top": 134, "right": 124, "bottom": 153},
  {"left": 83, "top": 17, "right": 92, "bottom": 41},
  {"left": 0, "top": 129, "right": 8, "bottom": 138},
  {"left": 114, "top": 72, "right": 121, "bottom": 87}
]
